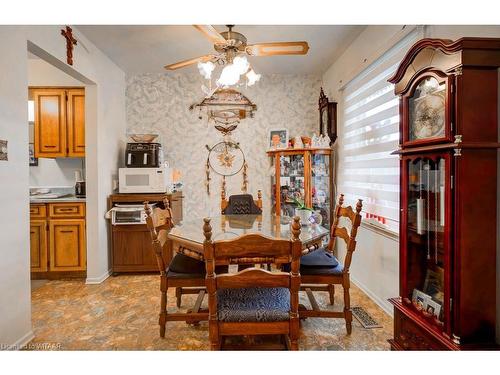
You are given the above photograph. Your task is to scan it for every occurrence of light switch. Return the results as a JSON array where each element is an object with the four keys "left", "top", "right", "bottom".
[{"left": 0, "top": 140, "right": 7, "bottom": 161}]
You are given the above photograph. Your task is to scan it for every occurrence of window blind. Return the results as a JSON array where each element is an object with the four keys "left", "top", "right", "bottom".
[{"left": 338, "top": 29, "right": 420, "bottom": 233}]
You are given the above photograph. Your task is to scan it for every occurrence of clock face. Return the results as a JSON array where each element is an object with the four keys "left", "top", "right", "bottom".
[
  {"left": 321, "top": 108, "right": 328, "bottom": 135},
  {"left": 408, "top": 77, "right": 446, "bottom": 141}
]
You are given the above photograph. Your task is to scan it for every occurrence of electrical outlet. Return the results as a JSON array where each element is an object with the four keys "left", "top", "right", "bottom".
[{"left": 0, "top": 140, "right": 7, "bottom": 161}]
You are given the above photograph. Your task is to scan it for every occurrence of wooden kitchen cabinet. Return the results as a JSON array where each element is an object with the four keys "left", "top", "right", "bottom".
[
  {"left": 67, "top": 89, "right": 85, "bottom": 157},
  {"left": 30, "top": 220, "right": 48, "bottom": 272},
  {"left": 32, "top": 87, "right": 85, "bottom": 158},
  {"left": 33, "top": 89, "right": 66, "bottom": 158},
  {"left": 49, "top": 219, "right": 86, "bottom": 272},
  {"left": 29, "top": 202, "right": 86, "bottom": 278}
]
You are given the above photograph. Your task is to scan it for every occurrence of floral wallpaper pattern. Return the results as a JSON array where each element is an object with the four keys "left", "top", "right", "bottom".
[{"left": 126, "top": 73, "right": 321, "bottom": 219}]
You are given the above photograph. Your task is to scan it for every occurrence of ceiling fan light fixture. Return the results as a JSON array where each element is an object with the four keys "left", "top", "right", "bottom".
[
  {"left": 217, "top": 63, "right": 241, "bottom": 87},
  {"left": 246, "top": 69, "right": 261, "bottom": 86},
  {"left": 198, "top": 60, "right": 215, "bottom": 79},
  {"left": 232, "top": 55, "right": 250, "bottom": 75}
]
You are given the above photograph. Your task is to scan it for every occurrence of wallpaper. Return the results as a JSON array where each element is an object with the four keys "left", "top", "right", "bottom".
[{"left": 126, "top": 73, "right": 322, "bottom": 219}]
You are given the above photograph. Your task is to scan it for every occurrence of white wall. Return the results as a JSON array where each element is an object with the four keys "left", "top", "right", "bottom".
[
  {"left": 126, "top": 73, "right": 322, "bottom": 218},
  {"left": 0, "top": 25, "right": 126, "bottom": 348},
  {"left": 323, "top": 25, "right": 500, "bottom": 340}
]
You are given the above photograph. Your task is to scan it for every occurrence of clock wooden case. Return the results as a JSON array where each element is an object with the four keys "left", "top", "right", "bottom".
[
  {"left": 319, "top": 88, "right": 337, "bottom": 144},
  {"left": 388, "top": 38, "right": 500, "bottom": 350}
]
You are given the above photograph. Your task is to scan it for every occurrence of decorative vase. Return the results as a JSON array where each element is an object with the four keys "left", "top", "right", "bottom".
[{"left": 294, "top": 208, "right": 312, "bottom": 225}]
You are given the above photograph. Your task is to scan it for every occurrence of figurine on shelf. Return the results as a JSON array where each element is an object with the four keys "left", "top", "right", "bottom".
[{"left": 293, "top": 136, "right": 304, "bottom": 149}]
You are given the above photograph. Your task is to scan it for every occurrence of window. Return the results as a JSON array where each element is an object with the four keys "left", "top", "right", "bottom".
[{"left": 338, "top": 30, "right": 420, "bottom": 234}]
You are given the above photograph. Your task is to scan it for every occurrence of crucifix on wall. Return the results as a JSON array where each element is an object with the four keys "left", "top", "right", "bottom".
[{"left": 61, "top": 26, "right": 77, "bottom": 65}]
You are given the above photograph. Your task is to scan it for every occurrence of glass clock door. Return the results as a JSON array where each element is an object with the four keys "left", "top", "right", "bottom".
[
  {"left": 404, "top": 153, "right": 451, "bottom": 333},
  {"left": 405, "top": 73, "right": 451, "bottom": 146}
]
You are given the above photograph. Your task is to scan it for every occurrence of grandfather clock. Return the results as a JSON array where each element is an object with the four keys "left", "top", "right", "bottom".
[{"left": 388, "top": 38, "right": 500, "bottom": 350}]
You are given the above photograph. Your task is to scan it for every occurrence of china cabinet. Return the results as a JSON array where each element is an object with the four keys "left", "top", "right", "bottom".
[
  {"left": 267, "top": 148, "right": 333, "bottom": 230},
  {"left": 389, "top": 38, "right": 500, "bottom": 350}
]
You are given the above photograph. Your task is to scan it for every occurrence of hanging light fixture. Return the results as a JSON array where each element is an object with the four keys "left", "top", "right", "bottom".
[{"left": 199, "top": 52, "right": 260, "bottom": 92}]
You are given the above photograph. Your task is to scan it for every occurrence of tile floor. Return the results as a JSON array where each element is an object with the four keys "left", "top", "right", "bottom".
[{"left": 29, "top": 275, "right": 393, "bottom": 350}]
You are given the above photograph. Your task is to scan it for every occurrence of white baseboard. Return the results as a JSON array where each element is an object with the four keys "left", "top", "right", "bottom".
[
  {"left": 85, "top": 269, "right": 111, "bottom": 284},
  {"left": 350, "top": 276, "right": 394, "bottom": 317},
  {"left": 3, "top": 330, "right": 34, "bottom": 350}
]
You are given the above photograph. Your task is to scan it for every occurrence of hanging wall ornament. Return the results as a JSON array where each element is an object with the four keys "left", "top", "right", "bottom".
[
  {"left": 190, "top": 88, "right": 257, "bottom": 136},
  {"left": 205, "top": 136, "right": 247, "bottom": 196},
  {"left": 241, "top": 161, "right": 249, "bottom": 192}
]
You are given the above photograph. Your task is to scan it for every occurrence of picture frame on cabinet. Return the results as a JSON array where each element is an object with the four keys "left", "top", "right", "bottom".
[
  {"left": 423, "top": 267, "right": 444, "bottom": 303},
  {"left": 269, "top": 128, "right": 288, "bottom": 150},
  {"left": 29, "top": 143, "right": 38, "bottom": 166}
]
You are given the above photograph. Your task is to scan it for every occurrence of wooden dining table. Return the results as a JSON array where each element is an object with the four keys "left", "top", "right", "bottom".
[{"left": 167, "top": 214, "right": 329, "bottom": 263}]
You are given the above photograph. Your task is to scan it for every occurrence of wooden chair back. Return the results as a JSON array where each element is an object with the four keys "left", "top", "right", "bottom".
[
  {"left": 144, "top": 196, "right": 174, "bottom": 275},
  {"left": 221, "top": 190, "right": 263, "bottom": 214},
  {"left": 326, "top": 194, "right": 363, "bottom": 272}
]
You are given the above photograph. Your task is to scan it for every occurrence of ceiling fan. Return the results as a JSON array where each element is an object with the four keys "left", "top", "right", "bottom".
[{"left": 164, "top": 25, "right": 310, "bottom": 71}]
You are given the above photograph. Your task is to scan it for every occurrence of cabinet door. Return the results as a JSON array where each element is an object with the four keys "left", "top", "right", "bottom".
[
  {"left": 49, "top": 219, "right": 86, "bottom": 271},
  {"left": 67, "top": 89, "right": 85, "bottom": 157},
  {"left": 33, "top": 89, "right": 67, "bottom": 158},
  {"left": 30, "top": 220, "right": 48, "bottom": 272}
]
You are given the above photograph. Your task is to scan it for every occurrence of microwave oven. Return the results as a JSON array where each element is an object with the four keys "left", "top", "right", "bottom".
[
  {"left": 110, "top": 204, "right": 156, "bottom": 225},
  {"left": 118, "top": 167, "right": 171, "bottom": 193}
]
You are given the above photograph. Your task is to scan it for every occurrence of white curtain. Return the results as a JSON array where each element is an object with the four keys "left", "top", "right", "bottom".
[{"left": 338, "top": 29, "right": 420, "bottom": 233}]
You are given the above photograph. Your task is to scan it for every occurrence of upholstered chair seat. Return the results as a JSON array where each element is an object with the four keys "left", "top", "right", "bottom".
[
  {"left": 217, "top": 287, "right": 290, "bottom": 322},
  {"left": 167, "top": 253, "right": 228, "bottom": 279}
]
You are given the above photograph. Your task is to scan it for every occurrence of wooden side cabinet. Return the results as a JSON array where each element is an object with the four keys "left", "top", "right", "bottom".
[
  {"left": 108, "top": 192, "right": 183, "bottom": 274},
  {"left": 32, "top": 87, "right": 85, "bottom": 158},
  {"left": 30, "top": 202, "right": 86, "bottom": 278}
]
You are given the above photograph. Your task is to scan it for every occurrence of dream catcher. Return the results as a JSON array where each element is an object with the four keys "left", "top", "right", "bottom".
[{"left": 205, "top": 139, "right": 249, "bottom": 195}]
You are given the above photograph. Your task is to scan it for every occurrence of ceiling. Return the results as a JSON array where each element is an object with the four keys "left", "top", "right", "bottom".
[{"left": 77, "top": 25, "right": 366, "bottom": 75}]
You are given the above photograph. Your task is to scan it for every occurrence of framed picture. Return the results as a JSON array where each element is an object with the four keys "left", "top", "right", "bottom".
[
  {"left": 29, "top": 143, "right": 38, "bottom": 166},
  {"left": 425, "top": 298, "right": 442, "bottom": 320},
  {"left": 412, "top": 289, "right": 428, "bottom": 309},
  {"left": 319, "top": 87, "right": 337, "bottom": 144},
  {"left": 269, "top": 128, "right": 289, "bottom": 149},
  {"left": 423, "top": 267, "right": 444, "bottom": 303}
]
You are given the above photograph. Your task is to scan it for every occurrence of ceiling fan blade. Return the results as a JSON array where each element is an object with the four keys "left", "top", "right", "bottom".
[
  {"left": 246, "top": 41, "right": 309, "bottom": 56},
  {"left": 164, "top": 54, "right": 215, "bottom": 70},
  {"left": 193, "top": 25, "right": 227, "bottom": 45}
]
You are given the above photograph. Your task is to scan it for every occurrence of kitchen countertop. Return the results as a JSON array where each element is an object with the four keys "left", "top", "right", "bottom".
[{"left": 30, "top": 195, "right": 86, "bottom": 203}]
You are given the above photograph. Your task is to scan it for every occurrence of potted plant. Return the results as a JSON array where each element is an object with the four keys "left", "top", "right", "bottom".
[{"left": 293, "top": 198, "right": 314, "bottom": 225}]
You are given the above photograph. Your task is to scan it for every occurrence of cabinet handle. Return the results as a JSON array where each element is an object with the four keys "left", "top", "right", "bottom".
[
  {"left": 44, "top": 146, "right": 57, "bottom": 148},
  {"left": 58, "top": 208, "right": 75, "bottom": 212},
  {"left": 60, "top": 230, "right": 74, "bottom": 233},
  {"left": 30, "top": 231, "right": 35, "bottom": 234}
]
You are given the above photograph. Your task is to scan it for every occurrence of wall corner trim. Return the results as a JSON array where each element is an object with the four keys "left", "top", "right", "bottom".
[
  {"left": 4, "top": 330, "right": 35, "bottom": 350},
  {"left": 351, "top": 276, "right": 394, "bottom": 318},
  {"left": 85, "top": 269, "right": 111, "bottom": 284}
]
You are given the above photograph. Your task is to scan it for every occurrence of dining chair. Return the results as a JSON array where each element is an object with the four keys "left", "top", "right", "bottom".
[
  {"left": 298, "top": 194, "right": 362, "bottom": 334},
  {"left": 203, "top": 216, "right": 302, "bottom": 350},
  {"left": 221, "top": 190, "right": 263, "bottom": 214},
  {"left": 144, "top": 197, "right": 208, "bottom": 338}
]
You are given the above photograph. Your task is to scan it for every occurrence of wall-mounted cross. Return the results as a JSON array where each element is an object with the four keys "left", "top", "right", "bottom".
[{"left": 61, "top": 26, "right": 77, "bottom": 65}]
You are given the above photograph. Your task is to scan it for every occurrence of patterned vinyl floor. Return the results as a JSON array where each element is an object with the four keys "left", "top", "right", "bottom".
[{"left": 29, "top": 275, "right": 393, "bottom": 350}]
